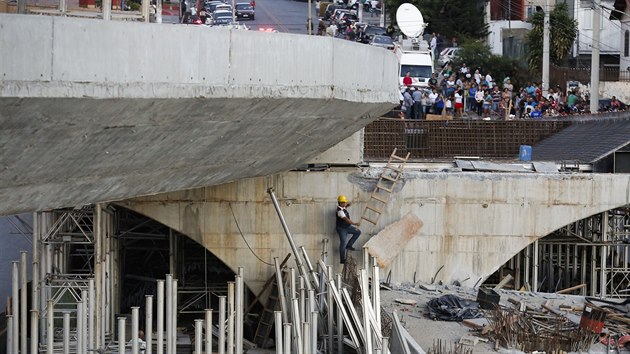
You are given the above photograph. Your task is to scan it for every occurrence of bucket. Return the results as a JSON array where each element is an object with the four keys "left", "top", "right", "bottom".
[{"left": 519, "top": 145, "right": 532, "bottom": 161}]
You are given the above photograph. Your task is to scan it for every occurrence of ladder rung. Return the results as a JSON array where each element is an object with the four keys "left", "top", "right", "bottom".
[
  {"left": 370, "top": 194, "right": 388, "bottom": 203},
  {"left": 366, "top": 206, "right": 382, "bottom": 214},
  {"left": 376, "top": 185, "right": 393, "bottom": 193},
  {"left": 390, "top": 154, "right": 408, "bottom": 162},
  {"left": 361, "top": 217, "right": 377, "bottom": 225},
  {"left": 381, "top": 174, "right": 398, "bottom": 182}
]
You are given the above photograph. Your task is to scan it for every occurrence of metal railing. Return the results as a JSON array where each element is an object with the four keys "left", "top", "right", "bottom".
[
  {"left": 363, "top": 118, "right": 572, "bottom": 161},
  {"left": 550, "top": 64, "right": 630, "bottom": 84}
]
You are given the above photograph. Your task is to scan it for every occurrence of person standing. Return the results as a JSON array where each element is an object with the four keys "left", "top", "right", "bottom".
[
  {"left": 430, "top": 33, "right": 437, "bottom": 60},
  {"left": 335, "top": 195, "right": 361, "bottom": 264},
  {"left": 412, "top": 88, "right": 422, "bottom": 119}
]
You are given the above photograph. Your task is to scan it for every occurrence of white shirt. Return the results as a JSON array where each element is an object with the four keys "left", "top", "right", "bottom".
[
  {"left": 455, "top": 92, "right": 463, "bottom": 104},
  {"left": 428, "top": 92, "right": 438, "bottom": 104},
  {"left": 485, "top": 74, "right": 493, "bottom": 89},
  {"left": 430, "top": 37, "right": 437, "bottom": 50}
]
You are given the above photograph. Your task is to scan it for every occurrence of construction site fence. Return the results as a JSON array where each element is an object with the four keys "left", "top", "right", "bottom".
[
  {"left": 363, "top": 118, "right": 572, "bottom": 161},
  {"left": 550, "top": 64, "right": 630, "bottom": 86}
]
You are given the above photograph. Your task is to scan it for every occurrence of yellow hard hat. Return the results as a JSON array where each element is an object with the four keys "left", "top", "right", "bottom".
[{"left": 338, "top": 195, "right": 348, "bottom": 203}]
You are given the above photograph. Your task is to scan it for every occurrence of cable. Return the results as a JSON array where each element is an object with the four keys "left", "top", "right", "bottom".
[{"left": 228, "top": 202, "right": 274, "bottom": 266}]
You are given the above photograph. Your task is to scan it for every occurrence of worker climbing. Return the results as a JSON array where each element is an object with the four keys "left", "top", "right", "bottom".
[{"left": 335, "top": 195, "right": 361, "bottom": 264}]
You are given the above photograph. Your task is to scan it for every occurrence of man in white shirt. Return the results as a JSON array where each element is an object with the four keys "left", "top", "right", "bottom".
[
  {"left": 485, "top": 72, "right": 494, "bottom": 89},
  {"left": 430, "top": 33, "right": 437, "bottom": 60}
]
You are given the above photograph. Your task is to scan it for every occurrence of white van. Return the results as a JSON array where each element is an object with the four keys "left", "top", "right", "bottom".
[{"left": 394, "top": 40, "right": 434, "bottom": 88}]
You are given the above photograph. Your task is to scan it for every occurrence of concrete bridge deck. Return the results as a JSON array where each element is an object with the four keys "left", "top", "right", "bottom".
[{"left": 0, "top": 13, "right": 399, "bottom": 215}]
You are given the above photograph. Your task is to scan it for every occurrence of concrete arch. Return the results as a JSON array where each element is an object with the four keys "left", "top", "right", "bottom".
[{"left": 119, "top": 169, "right": 630, "bottom": 291}]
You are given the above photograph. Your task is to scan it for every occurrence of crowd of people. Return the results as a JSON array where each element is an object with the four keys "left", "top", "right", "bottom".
[{"left": 399, "top": 62, "right": 625, "bottom": 120}]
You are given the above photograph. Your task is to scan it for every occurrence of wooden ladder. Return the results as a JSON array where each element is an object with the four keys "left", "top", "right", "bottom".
[
  {"left": 360, "top": 148, "right": 410, "bottom": 230},
  {"left": 252, "top": 269, "right": 286, "bottom": 348}
]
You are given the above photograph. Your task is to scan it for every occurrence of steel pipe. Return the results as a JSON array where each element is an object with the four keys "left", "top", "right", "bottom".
[
  {"left": 82, "top": 290, "right": 88, "bottom": 354},
  {"left": 77, "top": 299, "right": 83, "bottom": 354},
  {"left": 273, "top": 258, "right": 289, "bottom": 323},
  {"left": 267, "top": 188, "right": 313, "bottom": 291},
  {"left": 236, "top": 270, "right": 243, "bottom": 354},
  {"left": 336, "top": 274, "right": 344, "bottom": 354},
  {"left": 20, "top": 251, "right": 27, "bottom": 354},
  {"left": 7, "top": 315, "right": 13, "bottom": 354},
  {"left": 118, "top": 317, "right": 126, "bottom": 354},
  {"left": 157, "top": 279, "right": 164, "bottom": 354},
  {"left": 88, "top": 278, "right": 95, "bottom": 351},
  {"left": 47, "top": 300, "right": 54, "bottom": 354},
  {"left": 274, "top": 311, "right": 283, "bottom": 354},
  {"left": 311, "top": 311, "right": 318, "bottom": 354},
  {"left": 12, "top": 261, "right": 19, "bottom": 354},
  {"left": 195, "top": 319, "right": 204, "bottom": 354},
  {"left": 302, "top": 322, "right": 310, "bottom": 354},
  {"left": 218, "top": 296, "right": 226, "bottom": 354},
  {"left": 291, "top": 298, "right": 303, "bottom": 354},
  {"left": 132, "top": 307, "right": 139, "bottom": 354},
  {"left": 205, "top": 309, "right": 213, "bottom": 354},
  {"left": 146, "top": 295, "right": 153, "bottom": 354},
  {"left": 172, "top": 278, "right": 178, "bottom": 354},
  {"left": 283, "top": 323, "right": 292, "bottom": 354},
  {"left": 165, "top": 274, "right": 172, "bottom": 354},
  {"left": 63, "top": 311, "right": 71, "bottom": 354},
  {"left": 31, "top": 310, "right": 39, "bottom": 354},
  {"left": 227, "top": 281, "right": 235, "bottom": 354}
]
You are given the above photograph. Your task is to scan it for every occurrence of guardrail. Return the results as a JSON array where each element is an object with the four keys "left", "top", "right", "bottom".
[{"left": 363, "top": 118, "right": 572, "bottom": 161}]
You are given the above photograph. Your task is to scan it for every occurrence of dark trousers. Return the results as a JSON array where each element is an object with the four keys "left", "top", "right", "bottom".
[
  {"left": 413, "top": 102, "right": 422, "bottom": 119},
  {"left": 336, "top": 225, "right": 361, "bottom": 263}
]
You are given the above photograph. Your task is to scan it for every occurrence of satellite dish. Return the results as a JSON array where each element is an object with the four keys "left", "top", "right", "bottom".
[{"left": 396, "top": 3, "right": 425, "bottom": 38}]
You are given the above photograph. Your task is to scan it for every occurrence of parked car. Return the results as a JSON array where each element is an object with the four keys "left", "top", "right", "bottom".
[
  {"left": 211, "top": 10, "right": 234, "bottom": 25},
  {"left": 369, "top": 35, "right": 394, "bottom": 50},
  {"left": 362, "top": 24, "right": 387, "bottom": 43},
  {"left": 213, "top": 3, "right": 232, "bottom": 13},
  {"left": 235, "top": 3, "right": 255, "bottom": 20},
  {"left": 438, "top": 47, "right": 461, "bottom": 67},
  {"left": 203, "top": 0, "right": 224, "bottom": 12}
]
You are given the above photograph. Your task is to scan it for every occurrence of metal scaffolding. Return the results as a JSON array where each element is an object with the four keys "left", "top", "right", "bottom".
[{"left": 491, "top": 206, "right": 630, "bottom": 298}]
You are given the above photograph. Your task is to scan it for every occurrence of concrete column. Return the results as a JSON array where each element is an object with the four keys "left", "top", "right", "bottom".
[{"left": 590, "top": 0, "right": 601, "bottom": 113}]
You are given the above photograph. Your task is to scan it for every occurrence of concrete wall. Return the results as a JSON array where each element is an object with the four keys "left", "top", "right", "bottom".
[
  {"left": 0, "top": 14, "right": 399, "bottom": 215},
  {"left": 119, "top": 170, "right": 630, "bottom": 294}
]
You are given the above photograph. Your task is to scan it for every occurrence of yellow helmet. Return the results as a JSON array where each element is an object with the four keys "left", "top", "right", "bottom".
[{"left": 337, "top": 195, "right": 348, "bottom": 203}]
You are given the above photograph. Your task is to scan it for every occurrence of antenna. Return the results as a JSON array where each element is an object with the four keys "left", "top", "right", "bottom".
[{"left": 395, "top": 3, "right": 425, "bottom": 39}]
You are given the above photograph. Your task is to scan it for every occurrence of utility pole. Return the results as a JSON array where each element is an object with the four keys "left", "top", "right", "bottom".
[
  {"left": 379, "top": 0, "right": 384, "bottom": 27},
  {"left": 307, "top": 0, "right": 312, "bottom": 35},
  {"left": 590, "top": 0, "right": 601, "bottom": 113},
  {"left": 542, "top": 0, "right": 550, "bottom": 97}
]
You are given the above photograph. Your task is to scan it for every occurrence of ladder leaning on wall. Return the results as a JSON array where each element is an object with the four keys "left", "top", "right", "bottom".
[{"left": 359, "top": 148, "right": 410, "bottom": 233}]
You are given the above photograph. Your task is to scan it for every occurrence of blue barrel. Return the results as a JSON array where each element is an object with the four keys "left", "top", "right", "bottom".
[{"left": 519, "top": 145, "right": 532, "bottom": 161}]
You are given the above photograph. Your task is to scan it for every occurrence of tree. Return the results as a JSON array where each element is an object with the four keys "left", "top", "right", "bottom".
[
  {"left": 383, "top": 0, "right": 488, "bottom": 40},
  {"left": 525, "top": 2, "right": 577, "bottom": 71},
  {"left": 451, "top": 40, "right": 530, "bottom": 89}
]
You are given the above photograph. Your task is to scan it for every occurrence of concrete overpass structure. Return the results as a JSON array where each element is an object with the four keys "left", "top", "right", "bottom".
[
  {"left": 0, "top": 13, "right": 399, "bottom": 216},
  {"left": 119, "top": 168, "right": 630, "bottom": 294}
]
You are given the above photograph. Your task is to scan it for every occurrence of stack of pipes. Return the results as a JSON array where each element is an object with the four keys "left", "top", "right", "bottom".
[{"left": 265, "top": 246, "right": 389, "bottom": 354}]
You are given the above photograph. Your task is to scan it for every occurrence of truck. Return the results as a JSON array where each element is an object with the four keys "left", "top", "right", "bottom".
[{"left": 394, "top": 38, "right": 434, "bottom": 89}]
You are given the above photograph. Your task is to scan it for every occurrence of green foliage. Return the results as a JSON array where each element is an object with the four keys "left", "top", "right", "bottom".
[
  {"left": 128, "top": 1, "right": 141, "bottom": 10},
  {"left": 525, "top": 2, "right": 577, "bottom": 71},
  {"left": 451, "top": 40, "right": 531, "bottom": 89},
  {"left": 385, "top": 0, "right": 488, "bottom": 40}
]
